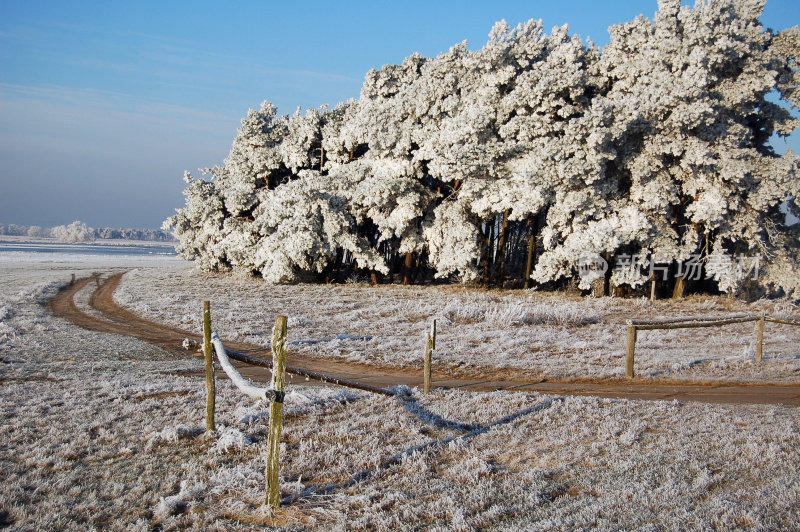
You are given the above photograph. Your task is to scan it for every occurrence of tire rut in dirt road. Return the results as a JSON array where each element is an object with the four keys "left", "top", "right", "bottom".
[
  {"left": 51, "top": 273, "right": 421, "bottom": 391},
  {"left": 47, "top": 273, "right": 800, "bottom": 406}
]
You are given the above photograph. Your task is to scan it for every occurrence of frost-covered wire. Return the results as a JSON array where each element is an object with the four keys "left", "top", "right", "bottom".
[{"left": 209, "top": 332, "right": 268, "bottom": 401}]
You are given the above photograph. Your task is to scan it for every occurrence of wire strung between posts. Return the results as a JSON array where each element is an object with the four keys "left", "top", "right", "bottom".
[
  {"left": 210, "top": 332, "right": 270, "bottom": 401},
  {"left": 226, "top": 346, "right": 396, "bottom": 397},
  {"left": 187, "top": 336, "right": 395, "bottom": 397}
]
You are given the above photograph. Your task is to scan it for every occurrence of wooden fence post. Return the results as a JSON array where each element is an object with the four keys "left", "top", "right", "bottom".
[
  {"left": 203, "top": 301, "right": 216, "bottom": 432},
  {"left": 266, "top": 315, "right": 288, "bottom": 507},
  {"left": 424, "top": 320, "right": 436, "bottom": 394},
  {"left": 626, "top": 323, "right": 637, "bottom": 378},
  {"left": 756, "top": 311, "right": 765, "bottom": 363}
]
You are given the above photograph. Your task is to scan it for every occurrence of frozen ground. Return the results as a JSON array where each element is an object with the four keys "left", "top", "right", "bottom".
[
  {"left": 116, "top": 266, "right": 800, "bottom": 383},
  {"left": 2, "top": 253, "right": 799, "bottom": 530}
]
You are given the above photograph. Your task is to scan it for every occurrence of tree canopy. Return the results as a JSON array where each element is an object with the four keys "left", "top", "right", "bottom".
[{"left": 166, "top": 0, "right": 800, "bottom": 298}]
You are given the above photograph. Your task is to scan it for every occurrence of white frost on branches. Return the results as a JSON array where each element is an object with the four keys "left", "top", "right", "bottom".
[
  {"left": 51, "top": 221, "right": 94, "bottom": 243},
  {"left": 165, "top": 0, "right": 800, "bottom": 297}
]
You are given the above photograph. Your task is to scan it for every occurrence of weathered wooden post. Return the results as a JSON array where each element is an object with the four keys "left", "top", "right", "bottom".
[
  {"left": 266, "top": 315, "right": 288, "bottom": 507},
  {"left": 203, "top": 301, "right": 216, "bottom": 432},
  {"left": 424, "top": 319, "right": 436, "bottom": 394},
  {"left": 625, "top": 322, "right": 637, "bottom": 378},
  {"left": 755, "top": 311, "right": 765, "bottom": 363}
]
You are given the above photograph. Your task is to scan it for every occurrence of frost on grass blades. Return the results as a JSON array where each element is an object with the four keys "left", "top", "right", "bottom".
[
  {"left": 2, "top": 233, "right": 800, "bottom": 529},
  {"left": 166, "top": 0, "right": 800, "bottom": 298},
  {"left": 116, "top": 266, "right": 800, "bottom": 383}
]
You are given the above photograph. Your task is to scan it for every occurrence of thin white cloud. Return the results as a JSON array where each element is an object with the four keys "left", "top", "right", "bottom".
[
  {"left": 0, "top": 82, "right": 233, "bottom": 127},
  {"left": 264, "top": 68, "right": 363, "bottom": 85},
  {"left": 8, "top": 19, "right": 363, "bottom": 90}
]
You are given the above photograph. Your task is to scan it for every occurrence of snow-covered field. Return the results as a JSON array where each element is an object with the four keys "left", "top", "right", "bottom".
[
  {"left": 116, "top": 266, "right": 800, "bottom": 383},
  {"left": 2, "top": 252, "right": 800, "bottom": 530}
]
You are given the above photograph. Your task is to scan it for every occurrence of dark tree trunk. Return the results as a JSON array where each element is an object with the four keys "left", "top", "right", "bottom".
[
  {"left": 325, "top": 248, "right": 345, "bottom": 283},
  {"left": 523, "top": 215, "right": 538, "bottom": 289},
  {"left": 590, "top": 278, "right": 605, "bottom": 297},
  {"left": 672, "top": 275, "right": 686, "bottom": 299},
  {"left": 387, "top": 248, "right": 396, "bottom": 284},
  {"left": 495, "top": 209, "right": 510, "bottom": 288},
  {"left": 650, "top": 273, "right": 657, "bottom": 302},
  {"left": 412, "top": 251, "right": 426, "bottom": 284},
  {"left": 484, "top": 217, "right": 495, "bottom": 289},
  {"left": 403, "top": 252, "right": 414, "bottom": 286}
]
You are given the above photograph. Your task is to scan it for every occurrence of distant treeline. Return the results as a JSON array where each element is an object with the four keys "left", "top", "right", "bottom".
[{"left": 0, "top": 221, "right": 175, "bottom": 243}]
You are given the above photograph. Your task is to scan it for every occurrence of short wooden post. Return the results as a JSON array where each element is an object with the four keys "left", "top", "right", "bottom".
[
  {"left": 756, "top": 311, "right": 765, "bottom": 363},
  {"left": 203, "top": 301, "right": 216, "bottom": 432},
  {"left": 626, "top": 324, "right": 637, "bottom": 378},
  {"left": 70, "top": 273, "right": 76, "bottom": 285},
  {"left": 424, "top": 320, "right": 436, "bottom": 394},
  {"left": 266, "top": 315, "right": 288, "bottom": 508}
]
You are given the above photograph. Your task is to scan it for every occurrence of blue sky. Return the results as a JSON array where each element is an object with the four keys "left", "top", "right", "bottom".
[{"left": 1, "top": 1, "right": 798, "bottom": 229}]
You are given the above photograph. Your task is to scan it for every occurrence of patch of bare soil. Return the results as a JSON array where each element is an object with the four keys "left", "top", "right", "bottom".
[{"left": 48, "top": 273, "right": 800, "bottom": 406}]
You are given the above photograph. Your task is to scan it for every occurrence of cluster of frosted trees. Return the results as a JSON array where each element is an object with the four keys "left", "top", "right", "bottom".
[
  {"left": 51, "top": 221, "right": 95, "bottom": 243},
  {"left": 166, "top": 0, "right": 800, "bottom": 298},
  {"left": 0, "top": 222, "right": 93, "bottom": 242},
  {"left": 0, "top": 222, "right": 173, "bottom": 242}
]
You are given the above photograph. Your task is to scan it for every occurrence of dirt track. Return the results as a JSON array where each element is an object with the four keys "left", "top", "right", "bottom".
[{"left": 48, "top": 273, "right": 800, "bottom": 406}]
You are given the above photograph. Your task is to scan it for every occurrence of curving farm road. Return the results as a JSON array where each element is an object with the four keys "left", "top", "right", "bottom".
[{"left": 48, "top": 273, "right": 800, "bottom": 406}]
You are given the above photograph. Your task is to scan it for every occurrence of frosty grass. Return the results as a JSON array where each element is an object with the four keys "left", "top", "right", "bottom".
[
  {"left": 1, "top": 255, "right": 799, "bottom": 530},
  {"left": 117, "top": 266, "right": 800, "bottom": 384}
]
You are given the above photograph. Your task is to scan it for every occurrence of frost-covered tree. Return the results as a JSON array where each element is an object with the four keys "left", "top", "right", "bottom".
[
  {"left": 524, "top": 0, "right": 800, "bottom": 297},
  {"left": 5, "top": 224, "right": 27, "bottom": 236},
  {"left": 26, "top": 226, "right": 44, "bottom": 238},
  {"left": 594, "top": 0, "right": 800, "bottom": 296},
  {"left": 164, "top": 172, "right": 228, "bottom": 271},
  {"left": 52, "top": 221, "right": 94, "bottom": 243},
  {"left": 166, "top": 0, "right": 800, "bottom": 297}
]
